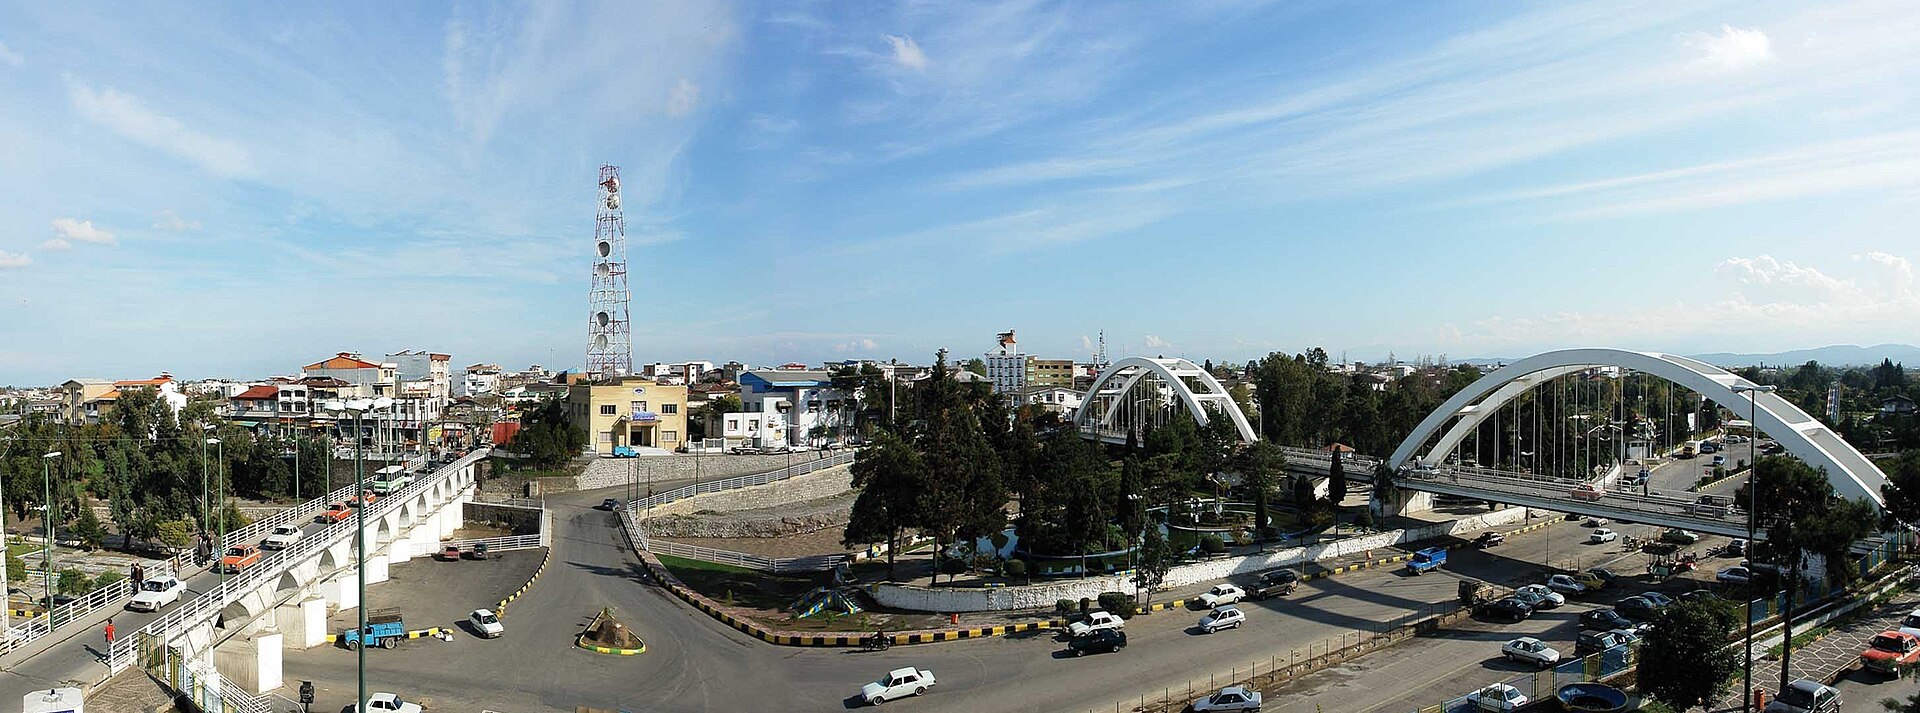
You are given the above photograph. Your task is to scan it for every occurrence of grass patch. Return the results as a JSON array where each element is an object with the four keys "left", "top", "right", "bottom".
[{"left": 654, "top": 554, "right": 822, "bottom": 611}]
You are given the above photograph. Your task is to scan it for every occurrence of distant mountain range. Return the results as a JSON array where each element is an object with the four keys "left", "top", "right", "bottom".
[{"left": 1686, "top": 344, "right": 1920, "bottom": 368}]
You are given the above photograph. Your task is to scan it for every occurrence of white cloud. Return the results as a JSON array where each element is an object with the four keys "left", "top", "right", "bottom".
[
  {"left": 884, "top": 34, "right": 928, "bottom": 72},
  {"left": 1682, "top": 25, "right": 1772, "bottom": 73},
  {"left": 50, "top": 217, "right": 117, "bottom": 246},
  {"left": 151, "top": 209, "right": 201, "bottom": 232},
  {"left": 1144, "top": 334, "right": 1172, "bottom": 349},
  {"left": 67, "top": 81, "right": 253, "bottom": 176},
  {"left": 0, "top": 251, "right": 30, "bottom": 268},
  {"left": 667, "top": 78, "right": 701, "bottom": 117},
  {"left": 38, "top": 239, "right": 70, "bottom": 251},
  {"left": 0, "top": 40, "right": 22, "bottom": 67}
]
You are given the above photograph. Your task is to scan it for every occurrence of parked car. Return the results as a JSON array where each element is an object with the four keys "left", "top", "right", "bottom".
[
  {"left": 1067, "top": 628, "right": 1126, "bottom": 656},
  {"left": 1545, "top": 574, "right": 1588, "bottom": 595},
  {"left": 1198, "top": 584, "right": 1247, "bottom": 608},
  {"left": 1473, "top": 531, "right": 1506, "bottom": 548},
  {"left": 1904, "top": 608, "right": 1920, "bottom": 630},
  {"left": 1478, "top": 597, "right": 1533, "bottom": 622},
  {"left": 598, "top": 498, "right": 622, "bottom": 511},
  {"left": 1192, "top": 686, "right": 1263, "bottom": 712},
  {"left": 1584, "top": 517, "right": 1610, "bottom": 527},
  {"left": 466, "top": 541, "right": 490, "bottom": 560},
  {"left": 1679, "top": 589, "right": 1718, "bottom": 603},
  {"left": 1586, "top": 567, "right": 1622, "bottom": 586},
  {"left": 1717, "top": 566, "right": 1753, "bottom": 585},
  {"left": 1616, "top": 596, "right": 1659, "bottom": 621},
  {"left": 729, "top": 446, "right": 763, "bottom": 455},
  {"left": 1726, "top": 538, "right": 1748, "bottom": 557},
  {"left": 1588, "top": 528, "right": 1619, "bottom": 544},
  {"left": 1576, "top": 630, "right": 1632, "bottom": 656},
  {"left": 1066, "top": 610, "right": 1125, "bottom": 638},
  {"left": 1514, "top": 584, "right": 1564, "bottom": 609},
  {"left": 1861, "top": 631, "right": 1920, "bottom": 675},
  {"left": 467, "top": 609, "right": 503, "bottom": 638},
  {"left": 438, "top": 544, "right": 462, "bottom": 561},
  {"left": 1466, "top": 683, "right": 1529, "bottom": 712},
  {"left": 125, "top": 577, "right": 186, "bottom": 612},
  {"left": 1501, "top": 637, "right": 1561, "bottom": 668},
  {"left": 319, "top": 502, "right": 353, "bottom": 523},
  {"left": 610, "top": 445, "right": 639, "bottom": 458},
  {"left": 859, "top": 667, "right": 936, "bottom": 706},
  {"left": 1640, "top": 591, "right": 1675, "bottom": 608},
  {"left": 262, "top": 525, "right": 303, "bottom": 551},
  {"left": 1253, "top": 570, "right": 1299, "bottom": 599},
  {"left": 1199, "top": 606, "right": 1247, "bottom": 633},
  {"left": 1407, "top": 546, "right": 1447, "bottom": 574},
  {"left": 1580, "top": 609, "right": 1635, "bottom": 631},
  {"left": 1574, "top": 571, "right": 1612, "bottom": 590},
  {"left": 360, "top": 693, "right": 424, "bottom": 713},
  {"left": 1764, "top": 679, "right": 1841, "bottom": 713},
  {"left": 220, "top": 545, "right": 263, "bottom": 574},
  {"left": 1661, "top": 528, "right": 1700, "bottom": 545}
]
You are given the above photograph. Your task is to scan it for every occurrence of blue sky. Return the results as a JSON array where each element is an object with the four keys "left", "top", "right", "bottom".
[{"left": 3, "top": 1, "right": 1919, "bottom": 384}]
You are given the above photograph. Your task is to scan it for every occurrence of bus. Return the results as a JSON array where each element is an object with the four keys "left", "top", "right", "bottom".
[{"left": 369, "top": 465, "right": 412, "bottom": 495}]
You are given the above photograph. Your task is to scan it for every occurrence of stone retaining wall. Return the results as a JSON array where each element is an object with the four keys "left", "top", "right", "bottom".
[
  {"left": 576, "top": 452, "right": 843, "bottom": 490},
  {"left": 870, "top": 506, "right": 1530, "bottom": 612},
  {"left": 647, "top": 465, "right": 854, "bottom": 518}
]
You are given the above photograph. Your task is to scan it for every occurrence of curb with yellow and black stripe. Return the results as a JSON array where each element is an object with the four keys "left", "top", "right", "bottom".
[
  {"left": 575, "top": 634, "right": 647, "bottom": 655},
  {"left": 495, "top": 546, "right": 551, "bottom": 618},
  {"left": 323, "top": 626, "right": 451, "bottom": 645}
]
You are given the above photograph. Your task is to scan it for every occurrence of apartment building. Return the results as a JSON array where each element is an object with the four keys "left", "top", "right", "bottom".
[{"left": 567, "top": 375, "right": 689, "bottom": 453}]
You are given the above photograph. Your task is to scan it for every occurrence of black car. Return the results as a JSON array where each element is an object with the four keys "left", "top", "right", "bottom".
[
  {"left": 1478, "top": 597, "right": 1533, "bottom": 622},
  {"left": 1580, "top": 609, "right": 1635, "bottom": 631},
  {"left": 1615, "top": 596, "right": 1660, "bottom": 621},
  {"left": 1586, "top": 567, "right": 1621, "bottom": 586},
  {"left": 598, "top": 498, "right": 621, "bottom": 511},
  {"left": 1254, "top": 570, "right": 1300, "bottom": 599},
  {"left": 1576, "top": 630, "right": 1632, "bottom": 656},
  {"left": 1474, "top": 532, "right": 1506, "bottom": 548},
  {"left": 1068, "top": 629, "right": 1127, "bottom": 656}
]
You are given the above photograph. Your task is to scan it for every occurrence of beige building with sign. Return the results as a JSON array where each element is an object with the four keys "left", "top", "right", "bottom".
[{"left": 568, "top": 376, "right": 689, "bottom": 453}]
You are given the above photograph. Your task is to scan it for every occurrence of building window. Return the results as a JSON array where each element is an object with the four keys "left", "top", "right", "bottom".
[
  {"left": 664, "top": 430, "right": 678, "bottom": 442},
  {"left": 600, "top": 405, "right": 616, "bottom": 415},
  {"left": 662, "top": 404, "right": 678, "bottom": 414},
  {"left": 598, "top": 430, "right": 613, "bottom": 443}
]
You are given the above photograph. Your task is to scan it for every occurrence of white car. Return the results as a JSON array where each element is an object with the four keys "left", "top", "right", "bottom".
[
  {"left": 125, "top": 577, "right": 185, "bottom": 612},
  {"left": 1588, "top": 528, "right": 1618, "bottom": 544},
  {"left": 1192, "top": 685, "right": 1263, "bottom": 712},
  {"left": 1501, "top": 637, "right": 1562, "bottom": 668},
  {"left": 261, "top": 524, "right": 303, "bottom": 551},
  {"left": 1467, "top": 683, "right": 1529, "bottom": 712},
  {"left": 1515, "top": 584, "right": 1565, "bottom": 609},
  {"left": 860, "top": 667, "right": 936, "bottom": 706},
  {"left": 1545, "top": 574, "right": 1587, "bottom": 595},
  {"left": 1067, "top": 610, "right": 1125, "bottom": 638},
  {"left": 468, "top": 608, "right": 503, "bottom": 638},
  {"left": 361, "top": 693, "right": 423, "bottom": 713},
  {"left": 1199, "top": 606, "right": 1247, "bottom": 633},
  {"left": 1197, "top": 584, "right": 1247, "bottom": 608}
]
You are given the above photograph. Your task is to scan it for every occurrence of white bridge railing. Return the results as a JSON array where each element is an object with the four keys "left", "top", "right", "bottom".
[
  {"left": 105, "top": 448, "right": 489, "bottom": 673},
  {"left": 624, "top": 451, "right": 856, "bottom": 572}
]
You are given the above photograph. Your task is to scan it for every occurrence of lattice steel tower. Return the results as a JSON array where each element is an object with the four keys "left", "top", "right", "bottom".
[{"left": 587, "top": 164, "right": 632, "bottom": 378}]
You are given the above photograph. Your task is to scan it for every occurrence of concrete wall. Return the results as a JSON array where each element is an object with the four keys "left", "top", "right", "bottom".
[
  {"left": 576, "top": 452, "right": 844, "bottom": 490},
  {"left": 870, "top": 506, "right": 1531, "bottom": 613},
  {"left": 647, "top": 465, "right": 853, "bottom": 517}
]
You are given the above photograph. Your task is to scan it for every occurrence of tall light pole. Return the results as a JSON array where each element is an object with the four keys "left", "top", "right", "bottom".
[
  {"left": 1731, "top": 383, "right": 1776, "bottom": 712},
  {"left": 324, "top": 396, "right": 391, "bottom": 712},
  {"left": 211, "top": 437, "right": 225, "bottom": 587},
  {"left": 40, "top": 451, "right": 60, "bottom": 608}
]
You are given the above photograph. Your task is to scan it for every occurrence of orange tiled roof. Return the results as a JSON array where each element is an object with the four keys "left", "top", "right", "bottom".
[
  {"left": 233, "top": 385, "right": 279, "bottom": 400},
  {"left": 113, "top": 375, "right": 173, "bottom": 387},
  {"left": 305, "top": 352, "right": 381, "bottom": 370}
]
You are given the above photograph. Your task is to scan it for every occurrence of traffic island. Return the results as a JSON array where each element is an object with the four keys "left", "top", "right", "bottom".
[{"left": 575, "top": 607, "right": 647, "bottom": 655}]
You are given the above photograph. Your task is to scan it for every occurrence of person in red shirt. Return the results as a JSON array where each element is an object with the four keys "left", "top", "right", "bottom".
[{"left": 104, "top": 619, "right": 116, "bottom": 645}]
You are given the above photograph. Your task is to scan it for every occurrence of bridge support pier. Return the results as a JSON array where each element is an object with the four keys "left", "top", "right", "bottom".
[
  {"left": 213, "top": 632, "right": 283, "bottom": 695},
  {"left": 276, "top": 597, "right": 328, "bottom": 649},
  {"left": 1374, "top": 488, "right": 1433, "bottom": 519},
  {"left": 440, "top": 498, "right": 464, "bottom": 538},
  {"left": 406, "top": 512, "right": 439, "bottom": 561},
  {"left": 320, "top": 569, "right": 362, "bottom": 611}
]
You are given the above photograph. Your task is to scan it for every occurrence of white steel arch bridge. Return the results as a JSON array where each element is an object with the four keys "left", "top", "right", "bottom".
[{"left": 1073, "top": 357, "right": 1258, "bottom": 445}]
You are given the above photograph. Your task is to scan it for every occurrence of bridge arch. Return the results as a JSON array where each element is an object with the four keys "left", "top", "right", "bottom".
[
  {"left": 1074, "top": 357, "right": 1257, "bottom": 444},
  {"left": 1388, "top": 348, "right": 1887, "bottom": 506}
]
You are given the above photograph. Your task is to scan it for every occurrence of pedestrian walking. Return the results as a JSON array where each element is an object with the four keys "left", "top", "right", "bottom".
[{"left": 104, "top": 619, "right": 116, "bottom": 645}]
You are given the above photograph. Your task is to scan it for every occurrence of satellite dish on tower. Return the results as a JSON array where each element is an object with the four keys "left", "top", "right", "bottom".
[
  {"left": 602, "top": 176, "right": 620, "bottom": 194},
  {"left": 605, "top": 193, "right": 621, "bottom": 210}
]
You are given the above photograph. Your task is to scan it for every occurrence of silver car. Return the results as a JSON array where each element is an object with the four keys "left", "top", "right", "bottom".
[
  {"left": 1192, "top": 686, "right": 1262, "bottom": 712},
  {"left": 1764, "top": 679, "right": 1840, "bottom": 713}
]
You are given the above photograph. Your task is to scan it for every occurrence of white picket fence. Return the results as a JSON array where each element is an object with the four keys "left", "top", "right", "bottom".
[{"left": 625, "top": 451, "right": 856, "bottom": 572}]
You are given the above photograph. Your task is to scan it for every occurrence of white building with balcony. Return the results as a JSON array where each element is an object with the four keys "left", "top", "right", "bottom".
[{"left": 727, "top": 370, "right": 855, "bottom": 448}]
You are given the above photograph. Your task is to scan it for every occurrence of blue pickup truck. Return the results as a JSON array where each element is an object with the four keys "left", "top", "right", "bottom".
[
  {"left": 1407, "top": 547, "right": 1448, "bottom": 575},
  {"left": 340, "top": 609, "right": 407, "bottom": 650}
]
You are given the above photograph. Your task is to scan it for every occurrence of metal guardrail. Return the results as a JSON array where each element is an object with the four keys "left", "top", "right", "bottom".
[
  {"left": 470, "top": 495, "right": 544, "bottom": 510},
  {"left": 624, "top": 451, "right": 856, "bottom": 572},
  {"left": 437, "top": 534, "right": 542, "bottom": 555},
  {"left": 105, "top": 448, "right": 491, "bottom": 672}
]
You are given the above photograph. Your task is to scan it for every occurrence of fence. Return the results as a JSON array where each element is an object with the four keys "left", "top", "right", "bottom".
[
  {"left": 623, "top": 451, "right": 857, "bottom": 572},
  {"left": 107, "top": 448, "right": 490, "bottom": 672},
  {"left": 432, "top": 534, "right": 543, "bottom": 556}
]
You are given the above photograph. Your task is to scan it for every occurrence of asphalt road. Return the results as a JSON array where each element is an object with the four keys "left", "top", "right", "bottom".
[{"left": 272, "top": 481, "right": 1755, "bottom": 713}]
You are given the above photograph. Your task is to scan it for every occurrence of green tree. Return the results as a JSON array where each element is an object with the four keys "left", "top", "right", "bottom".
[
  {"left": 1130, "top": 527, "right": 1174, "bottom": 610},
  {"left": 1639, "top": 598, "right": 1742, "bottom": 709},
  {"left": 1240, "top": 442, "right": 1284, "bottom": 538},
  {"left": 5, "top": 545, "right": 23, "bottom": 583},
  {"left": 1880, "top": 451, "right": 1920, "bottom": 532},
  {"left": 56, "top": 567, "right": 90, "bottom": 596},
  {"left": 155, "top": 519, "right": 193, "bottom": 550},
  {"left": 1328, "top": 451, "right": 1348, "bottom": 504},
  {"left": 72, "top": 507, "right": 106, "bottom": 551},
  {"left": 507, "top": 397, "right": 587, "bottom": 470},
  {"left": 841, "top": 431, "right": 926, "bottom": 581},
  {"left": 963, "top": 358, "right": 987, "bottom": 376},
  {"left": 1884, "top": 690, "right": 1920, "bottom": 713},
  {"left": 1740, "top": 455, "right": 1879, "bottom": 687},
  {"left": 912, "top": 351, "right": 1007, "bottom": 579}
]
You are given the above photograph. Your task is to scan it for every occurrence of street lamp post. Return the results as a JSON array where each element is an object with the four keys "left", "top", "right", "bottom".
[
  {"left": 40, "top": 451, "right": 61, "bottom": 609},
  {"left": 206, "top": 437, "right": 222, "bottom": 583},
  {"left": 324, "top": 397, "right": 391, "bottom": 712},
  {"left": 1732, "top": 383, "right": 1776, "bottom": 712}
]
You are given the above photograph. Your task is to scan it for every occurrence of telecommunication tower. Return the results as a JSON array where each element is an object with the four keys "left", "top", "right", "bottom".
[{"left": 587, "top": 165, "right": 633, "bottom": 378}]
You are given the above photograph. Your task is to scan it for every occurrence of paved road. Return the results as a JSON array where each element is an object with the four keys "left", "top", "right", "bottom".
[
  {"left": 275, "top": 479, "right": 1751, "bottom": 713},
  {"left": 0, "top": 515, "right": 336, "bottom": 702}
]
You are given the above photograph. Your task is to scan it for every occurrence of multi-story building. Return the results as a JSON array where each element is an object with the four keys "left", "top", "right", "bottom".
[
  {"left": 567, "top": 376, "right": 689, "bottom": 453},
  {"left": 59, "top": 375, "right": 185, "bottom": 424},
  {"left": 386, "top": 350, "right": 452, "bottom": 402},
  {"left": 462, "top": 364, "right": 502, "bottom": 396},
  {"left": 1012, "top": 385, "right": 1084, "bottom": 417},
  {"left": 1027, "top": 358, "right": 1075, "bottom": 388},
  {"left": 640, "top": 361, "right": 716, "bottom": 384},
  {"left": 985, "top": 330, "right": 1027, "bottom": 394},
  {"left": 726, "top": 370, "right": 854, "bottom": 448},
  {"left": 303, "top": 353, "right": 397, "bottom": 398}
]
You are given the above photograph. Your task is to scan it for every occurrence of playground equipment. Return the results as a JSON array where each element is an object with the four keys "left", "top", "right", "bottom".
[{"left": 789, "top": 586, "right": 864, "bottom": 619}]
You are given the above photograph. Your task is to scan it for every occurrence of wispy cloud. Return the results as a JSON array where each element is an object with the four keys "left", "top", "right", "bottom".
[
  {"left": 49, "top": 217, "right": 117, "bottom": 246},
  {"left": 151, "top": 209, "right": 201, "bottom": 232},
  {"left": 668, "top": 78, "right": 701, "bottom": 116},
  {"left": 0, "top": 40, "right": 22, "bottom": 67},
  {"left": 0, "top": 251, "right": 30, "bottom": 269},
  {"left": 1144, "top": 334, "right": 1173, "bottom": 349},
  {"left": 67, "top": 81, "right": 253, "bottom": 176},
  {"left": 1682, "top": 25, "right": 1772, "bottom": 73},
  {"left": 883, "top": 35, "right": 927, "bottom": 72}
]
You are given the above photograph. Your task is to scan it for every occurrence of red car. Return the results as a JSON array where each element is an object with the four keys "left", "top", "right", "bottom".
[
  {"left": 347, "top": 490, "right": 378, "bottom": 508},
  {"left": 438, "top": 544, "right": 462, "bottom": 561},
  {"left": 1862, "top": 631, "right": 1920, "bottom": 675},
  {"left": 318, "top": 503, "right": 352, "bottom": 523},
  {"left": 220, "top": 545, "right": 263, "bottom": 573}
]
